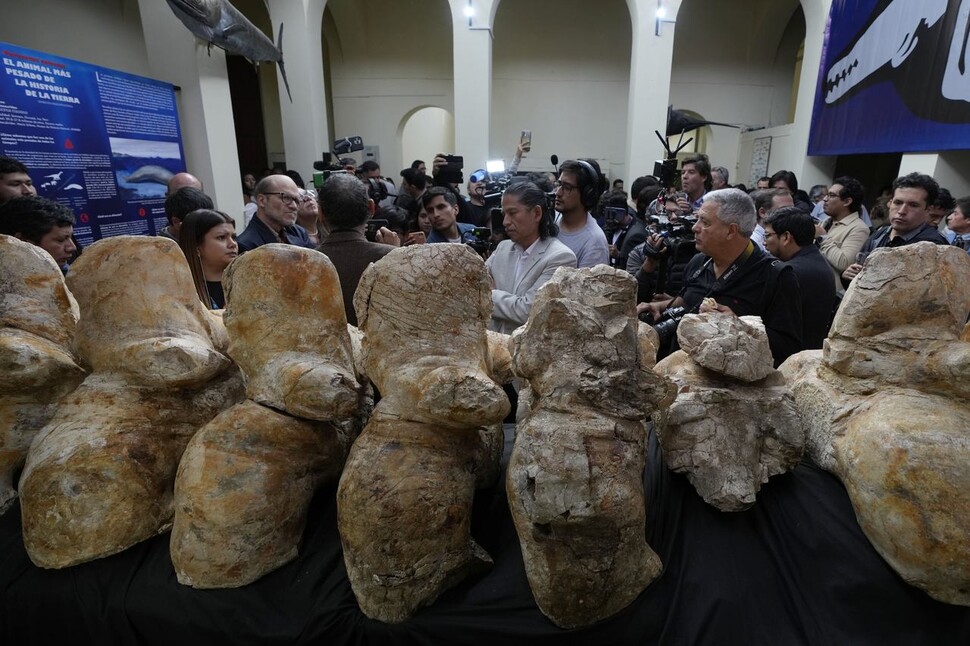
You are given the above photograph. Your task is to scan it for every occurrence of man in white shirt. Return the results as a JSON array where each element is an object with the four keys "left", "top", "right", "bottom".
[{"left": 750, "top": 188, "right": 794, "bottom": 249}]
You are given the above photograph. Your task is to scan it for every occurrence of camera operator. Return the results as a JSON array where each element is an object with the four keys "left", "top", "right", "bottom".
[
  {"left": 600, "top": 192, "right": 641, "bottom": 270},
  {"left": 486, "top": 181, "right": 576, "bottom": 334},
  {"left": 464, "top": 169, "right": 490, "bottom": 227},
  {"left": 637, "top": 189, "right": 803, "bottom": 366},
  {"left": 627, "top": 196, "right": 698, "bottom": 303},
  {"left": 431, "top": 152, "right": 476, "bottom": 225}
]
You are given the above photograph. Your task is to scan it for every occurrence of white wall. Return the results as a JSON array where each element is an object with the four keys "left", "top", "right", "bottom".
[
  {"left": 0, "top": 0, "right": 149, "bottom": 76},
  {"left": 492, "top": 0, "right": 632, "bottom": 180},
  {"left": 669, "top": 0, "right": 804, "bottom": 178},
  {"left": 737, "top": 124, "right": 795, "bottom": 187},
  {"left": 326, "top": 0, "right": 454, "bottom": 176},
  {"left": 899, "top": 152, "right": 970, "bottom": 199},
  {"left": 401, "top": 107, "right": 454, "bottom": 171}
]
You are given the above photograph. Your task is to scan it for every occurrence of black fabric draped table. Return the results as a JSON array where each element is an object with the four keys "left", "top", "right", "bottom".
[{"left": 2, "top": 426, "right": 969, "bottom": 645}]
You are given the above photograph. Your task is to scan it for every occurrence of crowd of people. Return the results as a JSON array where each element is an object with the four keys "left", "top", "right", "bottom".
[{"left": 1, "top": 149, "right": 966, "bottom": 368}]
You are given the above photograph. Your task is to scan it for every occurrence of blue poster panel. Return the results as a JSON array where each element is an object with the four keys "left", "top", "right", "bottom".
[
  {"left": 0, "top": 41, "right": 185, "bottom": 246},
  {"left": 808, "top": 0, "right": 970, "bottom": 156}
]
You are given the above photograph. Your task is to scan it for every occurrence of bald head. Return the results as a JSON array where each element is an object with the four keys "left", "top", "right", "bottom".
[{"left": 167, "top": 172, "right": 203, "bottom": 196}]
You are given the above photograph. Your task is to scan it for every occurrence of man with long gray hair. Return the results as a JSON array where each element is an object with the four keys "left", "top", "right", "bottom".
[{"left": 637, "top": 188, "right": 803, "bottom": 366}]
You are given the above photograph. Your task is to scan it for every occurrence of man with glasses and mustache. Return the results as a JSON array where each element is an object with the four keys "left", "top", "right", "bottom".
[{"left": 237, "top": 174, "right": 316, "bottom": 253}]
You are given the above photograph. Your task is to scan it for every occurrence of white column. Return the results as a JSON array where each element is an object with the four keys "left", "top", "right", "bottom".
[
  {"left": 266, "top": 0, "right": 331, "bottom": 183},
  {"left": 792, "top": 0, "right": 836, "bottom": 188},
  {"left": 625, "top": 0, "right": 682, "bottom": 178},
  {"left": 448, "top": 0, "right": 495, "bottom": 169},
  {"left": 136, "top": 0, "right": 242, "bottom": 224},
  {"left": 899, "top": 152, "right": 970, "bottom": 197}
]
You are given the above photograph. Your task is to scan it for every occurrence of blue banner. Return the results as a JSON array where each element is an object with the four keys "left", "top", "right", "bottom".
[
  {"left": 808, "top": 0, "right": 970, "bottom": 156},
  {"left": 0, "top": 41, "right": 185, "bottom": 245}
]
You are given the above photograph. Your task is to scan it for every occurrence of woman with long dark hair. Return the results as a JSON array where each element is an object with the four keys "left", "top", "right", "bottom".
[
  {"left": 485, "top": 181, "right": 576, "bottom": 334},
  {"left": 178, "top": 209, "right": 237, "bottom": 309}
]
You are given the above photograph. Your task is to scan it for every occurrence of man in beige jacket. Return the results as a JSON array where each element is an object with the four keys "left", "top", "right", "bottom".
[{"left": 817, "top": 176, "right": 871, "bottom": 295}]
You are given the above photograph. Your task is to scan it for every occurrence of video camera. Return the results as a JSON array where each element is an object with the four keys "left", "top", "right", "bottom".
[
  {"left": 651, "top": 127, "right": 696, "bottom": 215},
  {"left": 313, "top": 135, "right": 365, "bottom": 188}
]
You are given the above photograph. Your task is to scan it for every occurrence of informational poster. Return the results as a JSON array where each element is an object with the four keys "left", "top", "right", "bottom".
[
  {"left": 808, "top": 0, "right": 970, "bottom": 156},
  {"left": 748, "top": 137, "right": 771, "bottom": 186},
  {"left": 0, "top": 41, "right": 185, "bottom": 245}
]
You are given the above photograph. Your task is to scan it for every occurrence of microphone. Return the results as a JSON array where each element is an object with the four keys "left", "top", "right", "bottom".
[{"left": 550, "top": 154, "right": 559, "bottom": 173}]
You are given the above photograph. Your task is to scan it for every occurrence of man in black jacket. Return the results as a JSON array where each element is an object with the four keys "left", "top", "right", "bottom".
[
  {"left": 842, "top": 173, "right": 949, "bottom": 284},
  {"left": 764, "top": 207, "right": 836, "bottom": 350},
  {"left": 638, "top": 188, "right": 803, "bottom": 366},
  {"left": 316, "top": 174, "right": 398, "bottom": 326},
  {"left": 237, "top": 174, "right": 316, "bottom": 252}
]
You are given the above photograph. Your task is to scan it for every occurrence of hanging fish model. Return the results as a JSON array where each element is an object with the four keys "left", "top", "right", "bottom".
[{"left": 164, "top": 0, "right": 292, "bottom": 101}]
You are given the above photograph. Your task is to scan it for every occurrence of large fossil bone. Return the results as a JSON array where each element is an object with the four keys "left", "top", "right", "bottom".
[
  {"left": 0, "top": 236, "right": 84, "bottom": 514},
  {"left": 781, "top": 243, "right": 970, "bottom": 606},
  {"left": 506, "top": 265, "right": 672, "bottom": 629},
  {"left": 337, "top": 245, "right": 509, "bottom": 623},
  {"left": 19, "top": 237, "right": 243, "bottom": 568},
  {"left": 653, "top": 314, "right": 805, "bottom": 512},
  {"left": 171, "top": 245, "right": 365, "bottom": 588}
]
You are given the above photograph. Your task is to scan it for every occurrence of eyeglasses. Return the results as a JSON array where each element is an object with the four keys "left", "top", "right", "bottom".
[
  {"left": 261, "top": 191, "right": 300, "bottom": 205},
  {"left": 555, "top": 181, "right": 578, "bottom": 193},
  {"left": 825, "top": 192, "right": 841, "bottom": 199}
]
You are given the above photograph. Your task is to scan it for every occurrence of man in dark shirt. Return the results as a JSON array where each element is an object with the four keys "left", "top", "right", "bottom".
[
  {"left": 638, "top": 188, "right": 803, "bottom": 366},
  {"left": 764, "top": 207, "right": 836, "bottom": 350},
  {"left": 316, "top": 174, "right": 399, "bottom": 326},
  {"left": 160, "top": 187, "right": 212, "bottom": 242},
  {"left": 842, "top": 173, "right": 949, "bottom": 284},
  {"left": 462, "top": 169, "right": 491, "bottom": 227},
  {"left": 237, "top": 174, "right": 315, "bottom": 252}
]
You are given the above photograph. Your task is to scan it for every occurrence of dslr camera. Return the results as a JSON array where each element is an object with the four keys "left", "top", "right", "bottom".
[
  {"left": 650, "top": 305, "right": 687, "bottom": 349},
  {"left": 461, "top": 226, "right": 493, "bottom": 257}
]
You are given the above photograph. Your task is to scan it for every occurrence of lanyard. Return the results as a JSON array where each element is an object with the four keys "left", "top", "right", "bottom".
[{"left": 680, "top": 240, "right": 755, "bottom": 309}]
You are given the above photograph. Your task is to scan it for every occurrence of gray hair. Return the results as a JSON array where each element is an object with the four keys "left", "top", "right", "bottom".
[
  {"left": 318, "top": 173, "right": 370, "bottom": 229},
  {"left": 702, "top": 188, "right": 756, "bottom": 237},
  {"left": 712, "top": 166, "right": 730, "bottom": 185},
  {"left": 750, "top": 188, "right": 789, "bottom": 215}
]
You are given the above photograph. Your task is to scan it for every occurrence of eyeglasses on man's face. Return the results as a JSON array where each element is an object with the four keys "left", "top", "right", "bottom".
[
  {"left": 555, "top": 181, "right": 578, "bottom": 193},
  {"left": 261, "top": 191, "right": 300, "bottom": 205}
]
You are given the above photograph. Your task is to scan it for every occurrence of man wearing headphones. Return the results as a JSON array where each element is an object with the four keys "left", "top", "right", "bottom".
[{"left": 554, "top": 159, "right": 609, "bottom": 268}]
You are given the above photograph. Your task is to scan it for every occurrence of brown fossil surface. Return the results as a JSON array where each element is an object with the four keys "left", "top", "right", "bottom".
[
  {"left": 338, "top": 245, "right": 509, "bottom": 623},
  {"left": 780, "top": 243, "right": 970, "bottom": 606},
  {"left": 19, "top": 236, "right": 243, "bottom": 568},
  {"left": 0, "top": 235, "right": 84, "bottom": 514},
  {"left": 507, "top": 265, "right": 672, "bottom": 629},
  {"left": 171, "top": 246, "right": 364, "bottom": 588}
]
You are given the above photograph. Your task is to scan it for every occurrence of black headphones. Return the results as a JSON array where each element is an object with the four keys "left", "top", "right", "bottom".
[{"left": 574, "top": 159, "right": 600, "bottom": 210}]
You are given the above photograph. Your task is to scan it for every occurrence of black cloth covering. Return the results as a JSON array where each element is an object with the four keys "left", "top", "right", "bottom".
[{"left": 2, "top": 426, "right": 969, "bottom": 645}]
